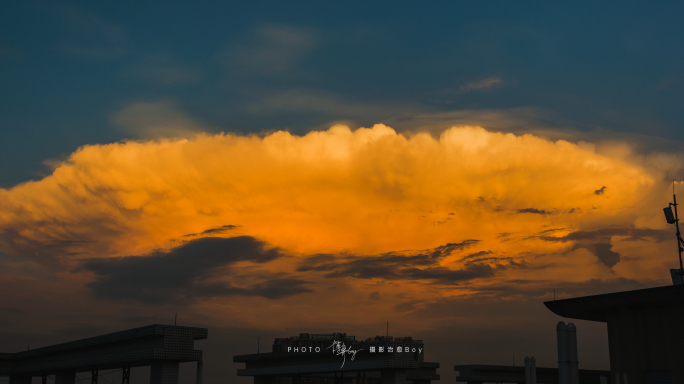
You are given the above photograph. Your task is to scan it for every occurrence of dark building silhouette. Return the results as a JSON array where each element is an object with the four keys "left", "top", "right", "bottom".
[
  {"left": 0, "top": 325, "right": 206, "bottom": 384},
  {"left": 545, "top": 284, "right": 684, "bottom": 384},
  {"left": 454, "top": 364, "right": 609, "bottom": 384},
  {"left": 234, "top": 333, "right": 439, "bottom": 384}
]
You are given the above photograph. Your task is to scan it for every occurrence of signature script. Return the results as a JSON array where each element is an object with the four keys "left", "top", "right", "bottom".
[{"left": 327, "top": 340, "right": 363, "bottom": 369}]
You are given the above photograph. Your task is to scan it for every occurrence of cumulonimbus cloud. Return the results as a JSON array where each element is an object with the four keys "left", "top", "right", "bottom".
[{"left": 0, "top": 124, "right": 679, "bottom": 305}]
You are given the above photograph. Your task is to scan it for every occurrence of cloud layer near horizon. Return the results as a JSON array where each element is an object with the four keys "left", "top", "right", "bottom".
[{"left": 0, "top": 124, "right": 681, "bottom": 331}]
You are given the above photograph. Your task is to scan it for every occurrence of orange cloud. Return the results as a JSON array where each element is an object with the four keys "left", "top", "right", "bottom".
[{"left": 0, "top": 124, "right": 680, "bottom": 329}]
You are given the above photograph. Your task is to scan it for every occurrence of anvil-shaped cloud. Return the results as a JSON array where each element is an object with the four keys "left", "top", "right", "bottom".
[{"left": 0, "top": 124, "right": 680, "bottom": 330}]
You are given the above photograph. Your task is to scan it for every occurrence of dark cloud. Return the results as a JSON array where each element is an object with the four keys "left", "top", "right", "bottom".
[
  {"left": 540, "top": 227, "right": 671, "bottom": 267},
  {"left": 401, "top": 264, "right": 497, "bottom": 284},
  {"left": 183, "top": 225, "right": 239, "bottom": 237},
  {"left": 0, "top": 250, "right": 60, "bottom": 280},
  {"left": 305, "top": 257, "right": 403, "bottom": 279},
  {"left": 430, "top": 241, "right": 480, "bottom": 259},
  {"left": 536, "top": 228, "right": 567, "bottom": 236},
  {"left": 392, "top": 277, "right": 656, "bottom": 322},
  {"left": 537, "top": 227, "right": 671, "bottom": 243},
  {"left": 220, "top": 278, "right": 312, "bottom": 299},
  {"left": 579, "top": 243, "right": 620, "bottom": 268},
  {"left": 594, "top": 186, "right": 607, "bottom": 195},
  {"left": 517, "top": 208, "right": 550, "bottom": 215},
  {"left": 461, "top": 250, "right": 494, "bottom": 261},
  {"left": 394, "top": 299, "right": 423, "bottom": 313},
  {"left": 0, "top": 214, "right": 131, "bottom": 268},
  {"left": 532, "top": 226, "right": 672, "bottom": 268},
  {"left": 460, "top": 277, "right": 657, "bottom": 301},
  {"left": 299, "top": 240, "right": 480, "bottom": 276},
  {"left": 298, "top": 240, "right": 503, "bottom": 284},
  {"left": 82, "top": 236, "right": 310, "bottom": 304}
]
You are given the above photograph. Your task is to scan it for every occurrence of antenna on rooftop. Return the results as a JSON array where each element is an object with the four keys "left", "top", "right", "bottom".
[{"left": 663, "top": 180, "right": 684, "bottom": 284}]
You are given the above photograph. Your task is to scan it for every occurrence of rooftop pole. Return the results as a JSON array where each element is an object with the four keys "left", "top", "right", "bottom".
[
  {"left": 672, "top": 183, "right": 684, "bottom": 276},
  {"left": 663, "top": 181, "right": 684, "bottom": 282}
]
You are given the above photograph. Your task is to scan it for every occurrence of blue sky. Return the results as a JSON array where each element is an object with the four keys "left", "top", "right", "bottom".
[{"left": 2, "top": 1, "right": 684, "bottom": 187}]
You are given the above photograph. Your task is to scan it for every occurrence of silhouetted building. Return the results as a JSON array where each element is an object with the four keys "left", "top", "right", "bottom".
[
  {"left": 234, "top": 333, "right": 440, "bottom": 384},
  {"left": 454, "top": 364, "right": 609, "bottom": 384},
  {"left": 545, "top": 284, "right": 684, "bottom": 384},
  {"left": 0, "top": 324, "right": 206, "bottom": 384}
]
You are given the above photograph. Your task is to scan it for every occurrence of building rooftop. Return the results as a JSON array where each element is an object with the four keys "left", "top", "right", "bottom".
[
  {"left": 543, "top": 284, "right": 684, "bottom": 322},
  {"left": 455, "top": 364, "right": 609, "bottom": 384},
  {"left": 0, "top": 324, "right": 207, "bottom": 376},
  {"left": 234, "top": 333, "right": 435, "bottom": 378}
]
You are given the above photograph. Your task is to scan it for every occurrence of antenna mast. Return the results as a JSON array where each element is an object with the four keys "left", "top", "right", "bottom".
[
  {"left": 663, "top": 181, "right": 684, "bottom": 279},
  {"left": 674, "top": 184, "right": 684, "bottom": 275}
]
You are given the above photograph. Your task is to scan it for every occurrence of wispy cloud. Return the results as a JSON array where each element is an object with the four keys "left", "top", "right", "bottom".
[
  {"left": 112, "top": 100, "right": 211, "bottom": 139},
  {"left": 219, "top": 25, "right": 316, "bottom": 76},
  {"left": 423, "top": 77, "right": 505, "bottom": 105},
  {"left": 124, "top": 53, "right": 201, "bottom": 85},
  {"left": 40, "top": 3, "right": 129, "bottom": 59},
  {"left": 460, "top": 77, "right": 504, "bottom": 92},
  {"left": 245, "top": 89, "right": 420, "bottom": 122},
  {"left": 183, "top": 224, "right": 239, "bottom": 237}
]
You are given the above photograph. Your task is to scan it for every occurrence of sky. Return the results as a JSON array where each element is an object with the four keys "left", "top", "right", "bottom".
[{"left": 2, "top": 1, "right": 684, "bottom": 384}]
